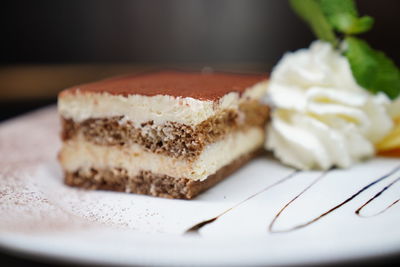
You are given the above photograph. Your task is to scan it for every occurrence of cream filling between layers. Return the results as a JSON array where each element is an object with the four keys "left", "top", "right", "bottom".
[
  {"left": 59, "top": 127, "right": 264, "bottom": 181},
  {"left": 58, "top": 81, "right": 268, "bottom": 126}
]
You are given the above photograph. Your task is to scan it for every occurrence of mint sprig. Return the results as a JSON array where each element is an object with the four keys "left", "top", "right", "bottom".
[
  {"left": 289, "top": 0, "right": 400, "bottom": 99},
  {"left": 289, "top": 0, "right": 337, "bottom": 46},
  {"left": 345, "top": 37, "right": 400, "bottom": 99},
  {"left": 319, "top": 0, "right": 374, "bottom": 34}
]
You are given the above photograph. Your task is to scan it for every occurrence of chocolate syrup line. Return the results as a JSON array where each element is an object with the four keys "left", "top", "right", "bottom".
[
  {"left": 268, "top": 170, "right": 329, "bottom": 233},
  {"left": 355, "top": 175, "right": 400, "bottom": 217},
  {"left": 269, "top": 164, "right": 400, "bottom": 234},
  {"left": 185, "top": 171, "right": 299, "bottom": 234}
]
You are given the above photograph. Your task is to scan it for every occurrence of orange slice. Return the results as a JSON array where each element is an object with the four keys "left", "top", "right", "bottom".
[{"left": 376, "top": 117, "right": 400, "bottom": 156}]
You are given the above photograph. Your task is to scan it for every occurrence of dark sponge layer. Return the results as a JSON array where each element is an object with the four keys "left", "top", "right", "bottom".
[
  {"left": 65, "top": 149, "right": 261, "bottom": 199},
  {"left": 62, "top": 101, "right": 268, "bottom": 161}
]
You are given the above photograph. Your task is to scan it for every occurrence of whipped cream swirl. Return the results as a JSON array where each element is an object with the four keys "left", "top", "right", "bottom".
[{"left": 266, "top": 41, "right": 393, "bottom": 170}]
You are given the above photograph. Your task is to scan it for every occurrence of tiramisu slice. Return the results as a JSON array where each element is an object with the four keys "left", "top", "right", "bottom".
[{"left": 58, "top": 71, "right": 269, "bottom": 199}]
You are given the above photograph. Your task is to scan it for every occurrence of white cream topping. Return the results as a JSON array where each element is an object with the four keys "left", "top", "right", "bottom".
[
  {"left": 58, "top": 81, "right": 268, "bottom": 126},
  {"left": 265, "top": 41, "right": 393, "bottom": 170},
  {"left": 59, "top": 127, "right": 264, "bottom": 181}
]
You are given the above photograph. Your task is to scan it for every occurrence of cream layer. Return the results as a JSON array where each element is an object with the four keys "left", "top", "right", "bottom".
[
  {"left": 59, "top": 127, "right": 264, "bottom": 181},
  {"left": 58, "top": 81, "right": 268, "bottom": 126}
]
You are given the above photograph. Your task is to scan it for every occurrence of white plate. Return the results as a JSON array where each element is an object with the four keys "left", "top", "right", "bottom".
[{"left": 1, "top": 107, "right": 400, "bottom": 266}]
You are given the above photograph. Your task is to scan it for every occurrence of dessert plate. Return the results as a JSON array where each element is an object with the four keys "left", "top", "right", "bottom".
[{"left": 1, "top": 107, "right": 400, "bottom": 266}]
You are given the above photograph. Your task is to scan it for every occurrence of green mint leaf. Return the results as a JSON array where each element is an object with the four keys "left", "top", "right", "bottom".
[
  {"left": 289, "top": 0, "right": 337, "bottom": 46},
  {"left": 319, "top": 0, "right": 358, "bottom": 18},
  {"left": 348, "top": 16, "right": 374, "bottom": 34},
  {"left": 344, "top": 36, "right": 400, "bottom": 99},
  {"left": 319, "top": 0, "right": 374, "bottom": 34}
]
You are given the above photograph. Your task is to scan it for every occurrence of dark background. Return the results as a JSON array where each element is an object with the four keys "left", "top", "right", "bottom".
[
  {"left": 1, "top": 0, "right": 400, "bottom": 266},
  {"left": 2, "top": 0, "right": 400, "bottom": 65}
]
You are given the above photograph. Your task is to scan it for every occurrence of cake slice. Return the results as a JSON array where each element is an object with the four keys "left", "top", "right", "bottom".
[{"left": 58, "top": 71, "right": 269, "bottom": 199}]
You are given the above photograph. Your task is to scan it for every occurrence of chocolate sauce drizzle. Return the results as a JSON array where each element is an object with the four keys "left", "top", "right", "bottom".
[
  {"left": 269, "top": 164, "right": 400, "bottom": 234},
  {"left": 268, "top": 170, "right": 329, "bottom": 233},
  {"left": 184, "top": 163, "right": 400, "bottom": 236},
  {"left": 355, "top": 175, "right": 400, "bottom": 217},
  {"left": 185, "top": 171, "right": 299, "bottom": 234}
]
